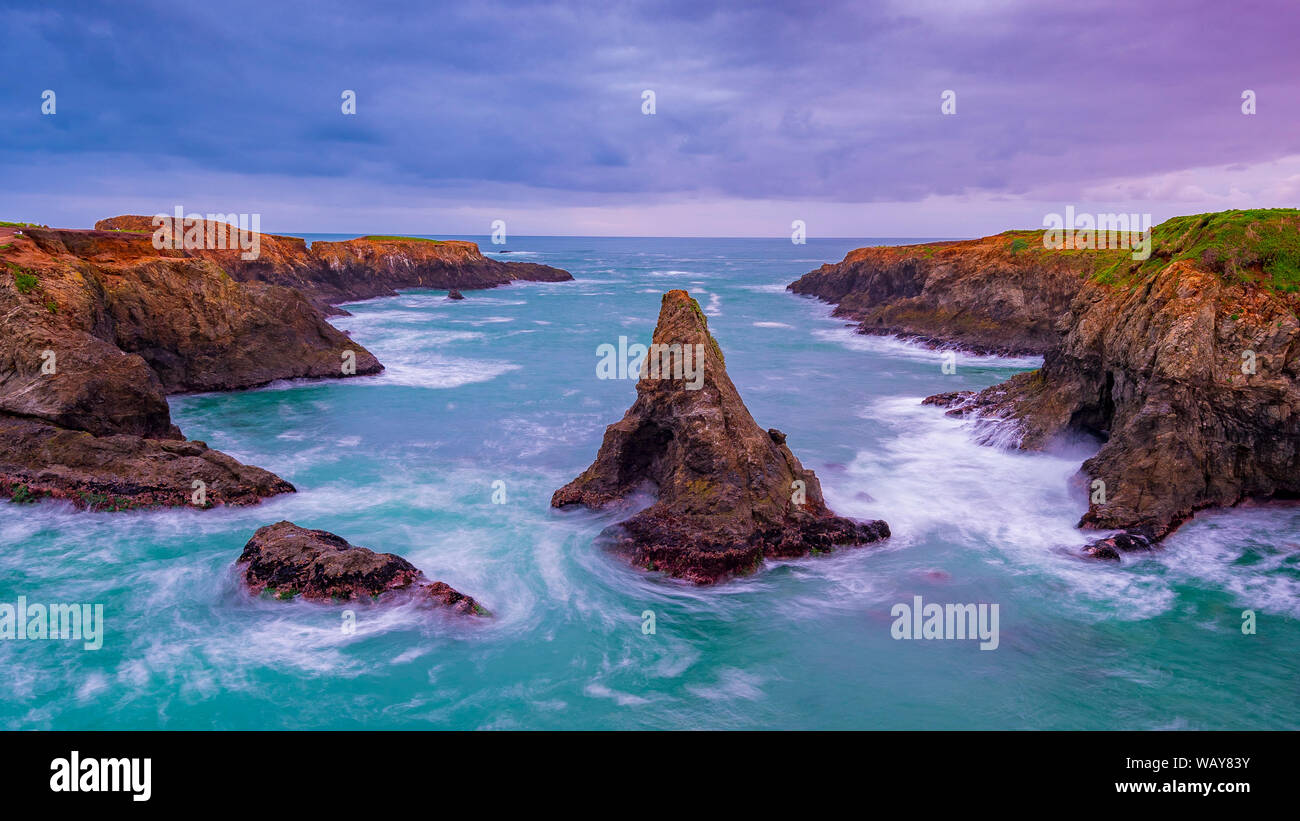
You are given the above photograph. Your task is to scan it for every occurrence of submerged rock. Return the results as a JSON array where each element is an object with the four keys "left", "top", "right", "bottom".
[
  {"left": 1082, "top": 530, "right": 1156, "bottom": 562},
  {"left": 237, "top": 521, "right": 487, "bottom": 614},
  {"left": 425, "top": 581, "right": 487, "bottom": 615},
  {"left": 552, "top": 289, "right": 889, "bottom": 583}
]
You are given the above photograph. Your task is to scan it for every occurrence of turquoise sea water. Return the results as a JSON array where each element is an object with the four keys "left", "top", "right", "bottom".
[{"left": 3, "top": 236, "right": 1298, "bottom": 730}]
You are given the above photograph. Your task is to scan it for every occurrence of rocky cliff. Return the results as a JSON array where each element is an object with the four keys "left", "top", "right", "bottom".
[
  {"left": 553, "top": 289, "right": 889, "bottom": 583},
  {"left": 925, "top": 209, "right": 1300, "bottom": 551},
  {"left": 94, "top": 216, "right": 573, "bottom": 312},
  {"left": 788, "top": 232, "right": 1100, "bottom": 355},
  {"left": 1, "top": 225, "right": 382, "bottom": 509}
]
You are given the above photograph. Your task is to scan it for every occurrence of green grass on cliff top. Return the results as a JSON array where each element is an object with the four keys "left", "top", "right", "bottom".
[
  {"left": 362, "top": 235, "right": 446, "bottom": 244},
  {"left": 1090, "top": 209, "right": 1300, "bottom": 292},
  {"left": 882, "top": 210, "right": 1300, "bottom": 293}
]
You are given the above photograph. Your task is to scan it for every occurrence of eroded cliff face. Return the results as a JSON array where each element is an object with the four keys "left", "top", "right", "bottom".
[
  {"left": 93, "top": 216, "right": 573, "bottom": 312},
  {"left": 309, "top": 236, "right": 572, "bottom": 304},
  {"left": 788, "top": 232, "right": 1098, "bottom": 355},
  {"left": 553, "top": 289, "right": 889, "bottom": 583},
  {"left": 0, "top": 226, "right": 382, "bottom": 509},
  {"left": 927, "top": 210, "right": 1300, "bottom": 548}
]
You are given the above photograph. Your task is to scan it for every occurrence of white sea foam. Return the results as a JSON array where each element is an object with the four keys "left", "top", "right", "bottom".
[
  {"left": 839, "top": 396, "right": 1175, "bottom": 620},
  {"left": 812, "top": 326, "right": 1043, "bottom": 369},
  {"left": 685, "top": 667, "right": 767, "bottom": 702},
  {"left": 370, "top": 358, "right": 521, "bottom": 389},
  {"left": 1158, "top": 506, "right": 1300, "bottom": 619},
  {"left": 584, "top": 682, "right": 653, "bottom": 707},
  {"left": 447, "top": 315, "right": 515, "bottom": 326}
]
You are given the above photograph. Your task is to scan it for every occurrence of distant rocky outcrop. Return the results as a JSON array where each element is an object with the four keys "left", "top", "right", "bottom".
[
  {"left": 93, "top": 216, "right": 573, "bottom": 313},
  {"left": 447, "top": 289, "right": 465, "bottom": 301},
  {"left": 925, "top": 210, "right": 1300, "bottom": 554},
  {"left": 553, "top": 289, "right": 889, "bottom": 583},
  {"left": 237, "top": 521, "right": 487, "bottom": 615},
  {"left": 788, "top": 232, "right": 1098, "bottom": 355},
  {"left": 0, "top": 226, "right": 383, "bottom": 509},
  {"left": 309, "top": 236, "right": 571, "bottom": 304}
]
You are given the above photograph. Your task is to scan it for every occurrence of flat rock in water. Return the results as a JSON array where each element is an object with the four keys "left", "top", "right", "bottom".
[{"left": 237, "top": 521, "right": 487, "bottom": 615}]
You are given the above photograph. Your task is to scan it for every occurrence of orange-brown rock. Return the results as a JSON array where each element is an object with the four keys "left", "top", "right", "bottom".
[
  {"left": 789, "top": 232, "right": 1098, "bottom": 355},
  {"left": 925, "top": 210, "right": 1300, "bottom": 553},
  {"left": 553, "top": 290, "right": 889, "bottom": 583},
  {"left": 308, "top": 235, "right": 572, "bottom": 305},
  {"left": 1, "top": 225, "right": 382, "bottom": 508},
  {"left": 94, "top": 216, "right": 573, "bottom": 312},
  {"left": 237, "top": 521, "right": 488, "bottom": 615},
  {"left": 0, "top": 415, "right": 293, "bottom": 510}
]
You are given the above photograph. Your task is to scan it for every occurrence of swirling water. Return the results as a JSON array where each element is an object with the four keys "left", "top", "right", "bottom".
[{"left": 2, "top": 236, "right": 1298, "bottom": 730}]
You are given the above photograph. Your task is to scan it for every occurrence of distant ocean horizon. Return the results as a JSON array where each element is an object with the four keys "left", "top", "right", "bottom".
[{"left": 291, "top": 232, "right": 966, "bottom": 246}]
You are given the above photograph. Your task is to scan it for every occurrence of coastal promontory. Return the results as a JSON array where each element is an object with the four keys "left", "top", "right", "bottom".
[
  {"left": 788, "top": 231, "right": 1097, "bottom": 356},
  {"left": 94, "top": 216, "right": 573, "bottom": 313},
  {"left": 922, "top": 210, "right": 1300, "bottom": 552},
  {"left": 0, "top": 224, "right": 382, "bottom": 509}
]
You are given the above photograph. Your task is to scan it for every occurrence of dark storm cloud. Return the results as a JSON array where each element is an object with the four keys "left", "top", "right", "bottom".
[{"left": 3, "top": 0, "right": 1298, "bottom": 203}]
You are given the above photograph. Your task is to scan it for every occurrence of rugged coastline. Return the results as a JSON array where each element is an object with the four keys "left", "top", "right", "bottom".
[
  {"left": 926, "top": 210, "right": 1300, "bottom": 553},
  {"left": 788, "top": 231, "right": 1099, "bottom": 356},
  {"left": 804, "top": 210, "right": 1300, "bottom": 555},
  {"left": 1, "top": 216, "right": 573, "bottom": 510},
  {"left": 94, "top": 215, "right": 573, "bottom": 314}
]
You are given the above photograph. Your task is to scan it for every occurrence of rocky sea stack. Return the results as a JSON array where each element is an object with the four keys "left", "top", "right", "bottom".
[
  {"left": 925, "top": 209, "right": 1300, "bottom": 553},
  {"left": 552, "top": 289, "right": 889, "bottom": 583},
  {"left": 237, "top": 521, "right": 487, "bottom": 615}
]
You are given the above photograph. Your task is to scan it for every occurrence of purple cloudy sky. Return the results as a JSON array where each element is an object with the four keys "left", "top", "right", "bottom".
[{"left": 3, "top": 0, "right": 1298, "bottom": 236}]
